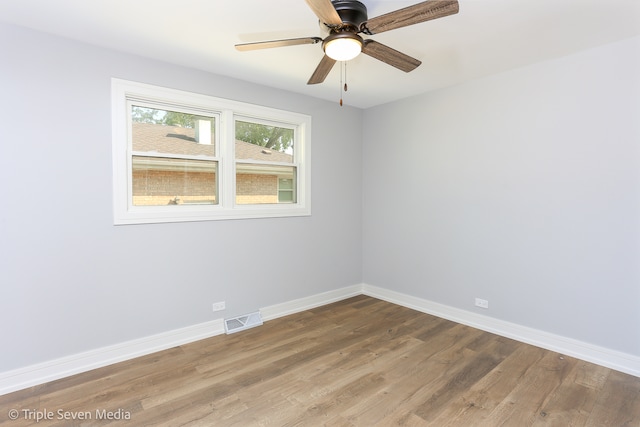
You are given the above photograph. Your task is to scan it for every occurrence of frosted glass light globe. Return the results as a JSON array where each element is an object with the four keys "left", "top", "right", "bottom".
[{"left": 324, "top": 36, "right": 362, "bottom": 61}]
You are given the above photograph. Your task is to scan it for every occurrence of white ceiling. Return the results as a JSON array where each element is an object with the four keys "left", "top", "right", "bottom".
[{"left": 1, "top": 0, "right": 639, "bottom": 108}]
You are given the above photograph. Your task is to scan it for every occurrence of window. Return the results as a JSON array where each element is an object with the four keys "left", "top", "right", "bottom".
[
  {"left": 235, "top": 119, "right": 296, "bottom": 205},
  {"left": 112, "top": 79, "right": 311, "bottom": 224},
  {"left": 130, "top": 105, "right": 218, "bottom": 207}
]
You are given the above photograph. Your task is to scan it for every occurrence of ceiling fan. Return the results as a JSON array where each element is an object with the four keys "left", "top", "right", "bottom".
[{"left": 235, "top": 0, "right": 459, "bottom": 85}]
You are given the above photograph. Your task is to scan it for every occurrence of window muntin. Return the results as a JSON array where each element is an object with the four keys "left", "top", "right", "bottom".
[{"left": 112, "top": 79, "right": 311, "bottom": 224}]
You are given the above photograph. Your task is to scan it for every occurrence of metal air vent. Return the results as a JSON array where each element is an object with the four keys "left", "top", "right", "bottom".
[{"left": 224, "top": 311, "right": 263, "bottom": 334}]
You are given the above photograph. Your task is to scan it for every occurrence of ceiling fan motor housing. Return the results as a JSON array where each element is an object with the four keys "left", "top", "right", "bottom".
[{"left": 331, "top": 0, "right": 368, "bottom": 29}]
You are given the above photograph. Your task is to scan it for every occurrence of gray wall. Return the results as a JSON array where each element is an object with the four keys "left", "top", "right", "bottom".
[
  {"left": 362, "top": 36, "right": 640, "bottom": 356},
  {"left": 1, "top": 20, "right": 639, "bottom": 375},
  {"left": 0, "top": 23, "right": 363, "bottom": 371}
]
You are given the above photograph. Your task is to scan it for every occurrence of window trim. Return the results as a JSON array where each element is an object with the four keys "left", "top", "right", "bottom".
[{"left": 111, "top": 79, "right": 311, "bottom": 225}]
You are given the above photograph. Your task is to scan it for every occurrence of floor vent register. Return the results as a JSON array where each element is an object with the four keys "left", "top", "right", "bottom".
[{"left": 224, "top": 311, "right": 263, "bottom": 334}]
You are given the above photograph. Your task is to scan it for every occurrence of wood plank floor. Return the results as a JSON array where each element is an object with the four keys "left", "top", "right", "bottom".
[{"left": 1, "top": 296, "right": 639, "bottom": 426}]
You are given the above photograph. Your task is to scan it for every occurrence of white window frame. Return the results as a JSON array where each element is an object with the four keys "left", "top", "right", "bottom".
[{"left": 111, "top": 79, "right": 311, "bottom": 225}]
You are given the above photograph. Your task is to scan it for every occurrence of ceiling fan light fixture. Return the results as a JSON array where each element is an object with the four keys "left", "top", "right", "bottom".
[
  {"left": 323, "top": 32, "right": 363, "bottom": 61},
  {"left": 237, "top": 0, "right": 460, "bottom": 85}
]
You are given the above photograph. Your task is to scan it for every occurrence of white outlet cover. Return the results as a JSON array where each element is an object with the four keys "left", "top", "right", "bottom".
[{"left": 475, "top": 298, "right": 489, "bottom": 309}]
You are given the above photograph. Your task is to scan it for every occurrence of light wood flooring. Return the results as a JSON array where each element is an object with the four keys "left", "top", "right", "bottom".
[{"left": 1, "top": 295, "right": 639, "bottom": 426}]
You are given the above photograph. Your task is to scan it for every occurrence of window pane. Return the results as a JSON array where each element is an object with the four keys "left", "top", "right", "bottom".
[
  {"left": 236, "top": 164, "right": 296, "bottom": 205},
  {"left": 132, "top": 106, "right": 216, "bottom": 157},
  {"left": 132, "top": 156, "right": 217, "bottom": 206},
  {"left": 278, "top": 178, "right": 295, "bottom": 203},
  {"left": 235, "top": 120, "right": 293, "bottom": 163}
]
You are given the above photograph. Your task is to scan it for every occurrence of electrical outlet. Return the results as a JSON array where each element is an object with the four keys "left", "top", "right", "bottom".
[
  {"left": 475, "top": 298, "right": 489, "bottom": 309},
  {"left": 212, "top": 301, "right": 226, "bottom": 312}
]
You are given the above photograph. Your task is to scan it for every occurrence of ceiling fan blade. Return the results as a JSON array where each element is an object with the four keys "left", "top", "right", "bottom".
[
  {"left": 307, "top": 55, "right": 337, "bottom": 84},
  {"left": 236, "top": 37, "right": 322, "bottom": 51},
  {"left": 305, "top": 0, "right": 343, "bottom": 26},
  {"left": 361, "top": 0, "right": 459, "bottom": 35},
  {"left": 361, "top": 40, "right": 421, "bottom": 72}
]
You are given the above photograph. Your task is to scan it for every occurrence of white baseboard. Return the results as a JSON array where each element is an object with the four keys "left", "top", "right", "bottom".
[
  {"left": 2, "top": 283, "right": 638, "bottom": 396},
  {"left": 0, "top": 285, "right": 362, "bottom": 397},
  {"left": 361, "top": 283, "right": 640, "bottom": 378},
  {"left": 0, "top": 319, "right": 225, "bottom": 396},
  {"left": 260, "top": 284, "right": 362, "bottom": 321}
]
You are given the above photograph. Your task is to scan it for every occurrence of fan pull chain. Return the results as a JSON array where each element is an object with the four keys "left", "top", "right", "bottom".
[
  {"left": 339, "top": 61, "right": 344, "bottom": 106},
  {"left": 339, "top": 61, "right": 348, "bottom": 107},
  {"left": 344, "top": 61, "right": 348, "bottom": 92}
]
